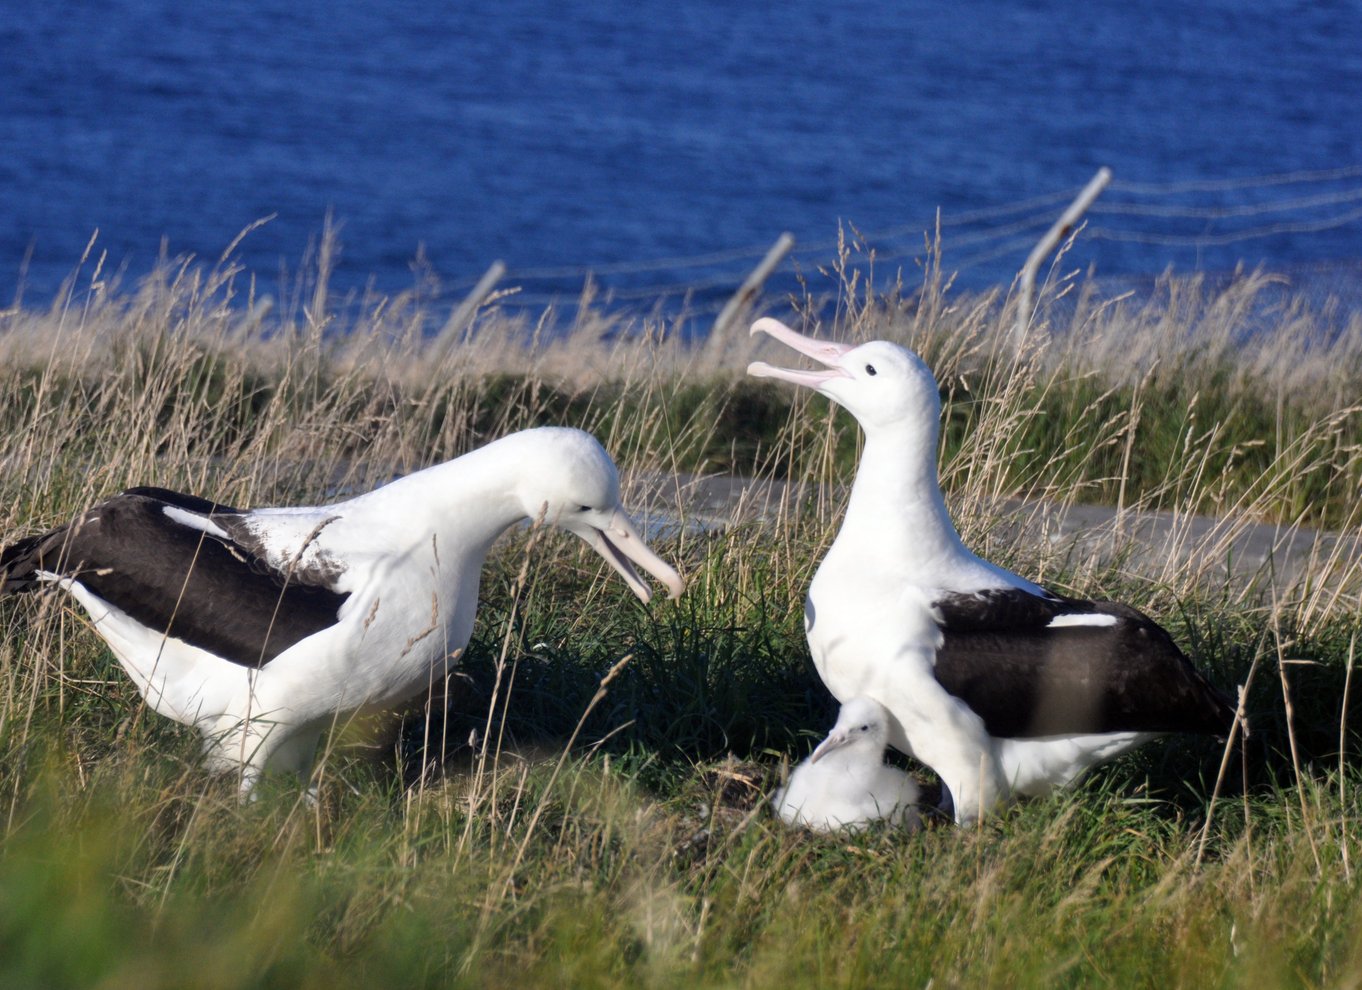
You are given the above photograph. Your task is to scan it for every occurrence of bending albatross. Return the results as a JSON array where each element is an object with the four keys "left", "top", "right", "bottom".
[
  {"left": 748, "top": 318, "right": 1235, "bottom": 823},
  {"left": 773, "top": 696, "right": 922, "bottom": 832},
  {"left": 0, "top": 427, "right": 683, "bottom": 796}
]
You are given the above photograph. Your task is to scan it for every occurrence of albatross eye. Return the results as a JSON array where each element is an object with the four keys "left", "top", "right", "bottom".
[{"left": 865, "top": 364, "right": 877, "bottom": 376}]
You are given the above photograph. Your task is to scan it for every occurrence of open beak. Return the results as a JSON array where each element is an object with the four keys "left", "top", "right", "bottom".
[
  {"left": 746, "top": 317, "right": 854, "bottom": 388},
  {"left": 582, "top": 508, "right": 684, "bottom": 603},
  {"left": 809, "top": 729, "right": 851, "bottom": 764}
]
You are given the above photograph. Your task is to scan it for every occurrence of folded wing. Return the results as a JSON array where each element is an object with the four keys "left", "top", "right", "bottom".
[
  {"left": 930, "top": 588, "right": 1235, "bottom": 738},
  {"left": 2, "top": 489, "right": 350, "bottom": 668}
]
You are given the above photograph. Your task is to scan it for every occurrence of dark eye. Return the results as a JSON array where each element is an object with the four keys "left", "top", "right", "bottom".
[
  {"left": 865, "top": 364, "right": 877, "bottom": 376},
  {"left": 859, "top": 724, "right": 870, "bottom": 732},
  {"left": 579, "top": 505, "right": 593, "bottom": 512}
]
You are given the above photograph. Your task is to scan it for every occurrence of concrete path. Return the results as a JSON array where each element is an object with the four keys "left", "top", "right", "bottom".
[{"left": 634, "top": 472, "right": 1362, "bottom": 602}]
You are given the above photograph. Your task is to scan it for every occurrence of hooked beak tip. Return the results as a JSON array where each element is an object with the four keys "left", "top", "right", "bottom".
[
  {"left": 632, "top": 572, "right": 685, "bottom": 604},
  {"left": 655, "top": 566, "right": 686, "bottom": 602}
]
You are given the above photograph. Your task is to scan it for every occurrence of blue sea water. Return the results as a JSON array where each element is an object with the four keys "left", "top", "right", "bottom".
[{"left": 3, "top": 0, "right": 1361, "bottom": 318}]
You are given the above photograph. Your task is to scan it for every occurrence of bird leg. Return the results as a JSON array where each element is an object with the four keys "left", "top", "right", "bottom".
[{"left": 875, "top": 672, "right": 1011, "bottom": 824}]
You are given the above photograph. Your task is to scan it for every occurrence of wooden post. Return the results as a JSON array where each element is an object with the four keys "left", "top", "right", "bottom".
[
  {"left": 1014, "top": 167, "right": 1111, "bottom": 348},
  {"left": 430, "top": 260, "right": 507, "bottom": 360},
  {"left": 711, "top": 232, "right": 796, "bottom": 341}
]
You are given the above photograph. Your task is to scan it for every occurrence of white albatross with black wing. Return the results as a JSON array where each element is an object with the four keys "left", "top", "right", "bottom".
[
  {"left": 0, "top": 427, "right": 683, "bottom": 797},
  {"left": 773, "top": 696, "right": 922, "bottom": 832},
  {"left": 748, "top": 318, "right": 1235, "bottom": 823}
]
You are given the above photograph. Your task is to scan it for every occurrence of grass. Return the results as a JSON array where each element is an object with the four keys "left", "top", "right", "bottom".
[{"left": 2, "top": 233, "right": 1362, "bottom": 986}]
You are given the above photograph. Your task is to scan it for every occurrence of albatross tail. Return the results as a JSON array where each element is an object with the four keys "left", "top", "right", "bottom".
[{"left": 0, "top": 529, "right": 63, "bottom": 594}]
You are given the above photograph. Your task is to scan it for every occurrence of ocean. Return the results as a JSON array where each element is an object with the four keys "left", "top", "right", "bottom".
[{"left": 4, "top": 0, "right": 1361, "bottom": 321}]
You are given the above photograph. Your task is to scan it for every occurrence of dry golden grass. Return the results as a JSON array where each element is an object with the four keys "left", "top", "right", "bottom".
[{"left": 1, "top": 234, "right": 1361, "bottom": 987}]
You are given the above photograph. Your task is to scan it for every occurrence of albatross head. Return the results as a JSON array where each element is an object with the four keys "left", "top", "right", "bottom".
[
  {"left": 809, "top": 696, "right": 893, "bottom": 763},
  {"left": 746, "top": 318, "right": 941, "bottom": 432},
  {"left": 516, "top": 428, "right": 685, "bottom": 604}
]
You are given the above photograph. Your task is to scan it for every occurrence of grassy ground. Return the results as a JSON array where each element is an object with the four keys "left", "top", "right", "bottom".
[{"left": 2, "top": 240, "right": 1362, "bottom": 987}]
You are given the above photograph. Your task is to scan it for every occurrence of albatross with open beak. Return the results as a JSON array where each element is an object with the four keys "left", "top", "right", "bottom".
[
  {"left": 1, "top": 427, "right": 684, "bottom": 796},
  {"left": 749, "top": 318, "right": 1235, "bottom": 823}
]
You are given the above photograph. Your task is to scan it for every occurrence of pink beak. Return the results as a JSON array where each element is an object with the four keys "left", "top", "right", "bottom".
[
  {"left": 583, "top": 508, "right": 685, "bottom": 603},
  {"left": 809, "top": 729, "right": 852, "bottom": 764},
  {"left": 746, "top": 318, "right": 854, "bottom": 388}
]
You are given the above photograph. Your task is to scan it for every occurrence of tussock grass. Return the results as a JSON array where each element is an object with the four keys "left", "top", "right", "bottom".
[{"left": 2, "top": 235, "right": 1362, "bottom": 986}]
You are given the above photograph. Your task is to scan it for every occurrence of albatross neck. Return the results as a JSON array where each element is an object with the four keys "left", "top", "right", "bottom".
[
  {"left": 819, "top": 745, "right": 882, "bottom": 781},
  {"left": 839, "top": 419, "right": 965, "bottom": 565},
  {"left": 348, "top": 443, "right": 532, "bottom": 552}
]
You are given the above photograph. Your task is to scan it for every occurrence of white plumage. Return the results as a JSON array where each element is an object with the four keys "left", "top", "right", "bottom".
[
  {"left": 773, "top": 696, "right": 922, "bottom": 832},
  {"left": 748, "top": 318, "right": 1235, "bottom": 823},
  {"left": 1, "top": 427, "right": 684, "bottom": 796}
]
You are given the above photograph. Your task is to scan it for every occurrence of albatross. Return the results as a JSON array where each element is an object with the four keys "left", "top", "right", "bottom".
[
  {"left": 773, "top": 696, "right": 922, "bottom": 832},
  {"left": 748, "top": 318, "right": 1235, "bottom": 823},
  {"left": 0, "top": 427, "right": 683, "bottom": 796}
]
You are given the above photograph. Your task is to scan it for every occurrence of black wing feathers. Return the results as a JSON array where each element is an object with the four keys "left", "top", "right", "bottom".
[
  {"left": 2, "top": 491, "right": 348, "bottom": 668},
  {"left": 121, "top": 486, "right": 243, "bottom": 516},
  {"left": 931, "top": 589, "right": 1235, "bottom": 738},
  {"left": 1, "top": 531, "right": 52, "bottom": 593},
  {"left": 931, "top": 587, "right": 1075, "bottom": 632}
]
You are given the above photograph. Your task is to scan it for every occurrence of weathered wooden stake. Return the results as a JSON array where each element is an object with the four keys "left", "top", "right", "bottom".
[
  {"left": 711, "top": 232, "right": 796, "bottom": 341},
  {"left": 1014, "top": 167, "right": 1112, "bottom": 348},
  {"left": 430, "top": 260, "right": 507, "bottom": 360}
]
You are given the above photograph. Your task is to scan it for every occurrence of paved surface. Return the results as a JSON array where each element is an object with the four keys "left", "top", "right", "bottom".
[{"left": 632, "top": 472, "right": 1362, "bottom": 602}]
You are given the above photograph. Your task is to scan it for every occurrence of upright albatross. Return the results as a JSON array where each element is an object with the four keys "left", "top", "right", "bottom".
[
  {"left": 1, "top": 427, "right": 683, "bottom": 796},
  {"left": 748, "top": 318, "right": 1235, "bottom": 823}
]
